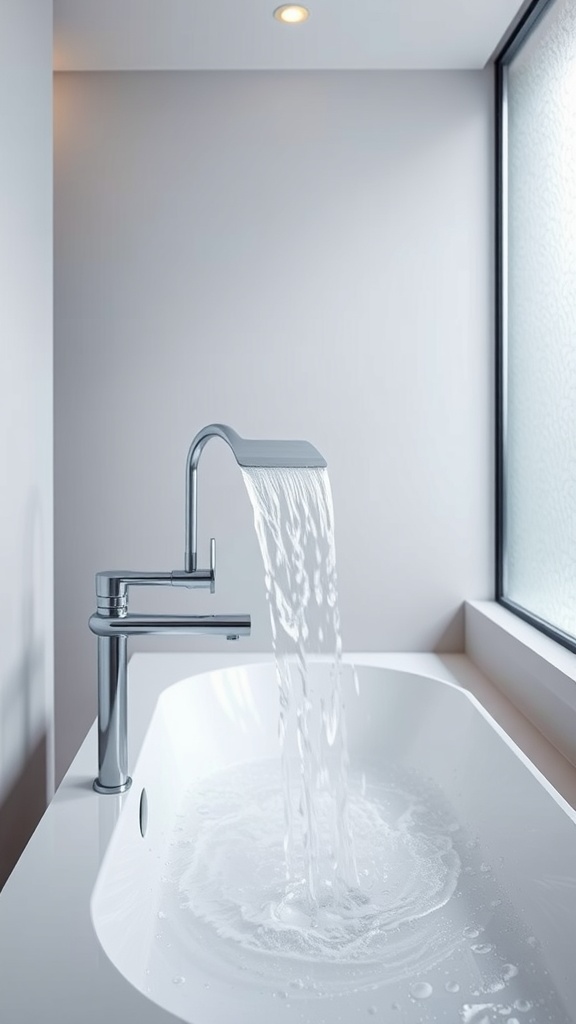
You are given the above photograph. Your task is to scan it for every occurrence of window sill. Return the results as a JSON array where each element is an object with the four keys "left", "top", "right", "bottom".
[{"left": 465, "top": 600, "right": 576, "bottom": 771}]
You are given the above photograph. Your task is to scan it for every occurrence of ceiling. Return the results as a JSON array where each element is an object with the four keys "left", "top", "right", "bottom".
[{"left": 54, "top": 0, "right": 527, "bottom": 72}]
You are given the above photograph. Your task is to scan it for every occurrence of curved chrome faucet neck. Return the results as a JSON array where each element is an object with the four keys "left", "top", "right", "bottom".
[
  {"left": 185, "top": 425, "right": 238, "bottom": 571},
  {"left": 184, "top": 423, "right": 327, "bottom": 572}
]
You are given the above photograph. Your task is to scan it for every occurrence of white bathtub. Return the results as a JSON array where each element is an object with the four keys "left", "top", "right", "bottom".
[
  {"left": 92, "top": 657, "right": 576, "bottom": 1024},
  {"left": 1, "top": 652, "right": 576, "bottom": 1024}
]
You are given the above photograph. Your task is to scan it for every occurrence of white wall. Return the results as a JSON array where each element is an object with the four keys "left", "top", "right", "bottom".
[
  {"left": 0, "top": 1, "right": 53, "bottom": 884},
  {"left": 54, "top": 70, "right": 493, "bottom": 782}
]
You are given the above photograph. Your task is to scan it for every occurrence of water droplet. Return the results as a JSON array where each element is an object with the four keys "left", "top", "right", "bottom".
[
  {"left": 204, "top": 983, "right": 210, "bottom": 990},
  {"left": 480, "top": 863, "right": 491, "bottom": 873},
  {"left": 512, "top": 1000, "right": 532, "bottom": 1013},
  {"left": 471, "top": 943, "right": 494, "bottom": 954},
  {"left": 445, "top": 981, "right": 460, "bottom": 993},
  {"left": 410, "top": 982, "right": 433, "bottom": 1000},
  {"left": 367, "top": 1008, "right": 377, "bottom": 1016},
  {"left": 463, "top": 926, "right": 481, "bottom": 939},
  {"left": 157, "top": 910, "right": 166, "bottom": 919},
  {"left": 507, "top": 1019, "right": 520, "bottom": 1024},
  {"left": 502, "top": 964, "right": 518, "bottom": 981},
  {"left": 172, "top": 976, "right": 186, "bottom": 986},
  {"left": 290, "top": 979, "right": 305, "bottom": 990},
  {"left": 391, "top": 1004, "right": 401, "bottom": 1012}
]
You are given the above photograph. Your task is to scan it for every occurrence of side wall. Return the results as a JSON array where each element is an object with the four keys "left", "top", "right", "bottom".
[
  {"left": 54, "top": 70, "right": 493, "bottom": 781},
  {"left": 0, "top": 1, "right": 53, "bottom": 885}
]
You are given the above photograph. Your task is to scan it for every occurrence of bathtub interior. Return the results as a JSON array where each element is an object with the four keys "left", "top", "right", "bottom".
[{"left": 91, "top": 662, "right": 576, "bottom": 1023}]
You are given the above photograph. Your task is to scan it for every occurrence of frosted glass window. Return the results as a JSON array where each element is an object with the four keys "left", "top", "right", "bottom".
[{"left": 502, "top": 0, "right": 576, "bottom": 643}]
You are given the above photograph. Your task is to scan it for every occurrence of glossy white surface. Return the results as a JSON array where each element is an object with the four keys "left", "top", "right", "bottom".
[
  {"left": 1, "top": 652, "right": 576, "bottom": 1024},
  {"left": 53, "top": 0, "right": 524, "bottom": 70}
]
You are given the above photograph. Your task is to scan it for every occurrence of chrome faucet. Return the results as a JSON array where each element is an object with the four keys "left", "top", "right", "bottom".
[{"left": 90, "top": 423, "right": 327, "bottom": 794}]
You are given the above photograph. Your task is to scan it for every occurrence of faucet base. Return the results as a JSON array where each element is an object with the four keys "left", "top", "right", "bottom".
[{"left": 93, "top": 777, "right": 132, "bottom": 795}]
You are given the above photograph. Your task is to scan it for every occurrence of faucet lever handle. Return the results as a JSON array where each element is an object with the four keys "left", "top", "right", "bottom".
[{"left": 210, "top": 537, "right": 216, "bottom": 593}]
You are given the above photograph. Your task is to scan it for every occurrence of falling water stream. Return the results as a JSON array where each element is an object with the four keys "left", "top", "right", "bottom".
[
  {"left": 160, "top": 467, "right": 569, "bottom": 1019},
  {"left": 240, "top": 466, "right": 357, "bottom": 909}
]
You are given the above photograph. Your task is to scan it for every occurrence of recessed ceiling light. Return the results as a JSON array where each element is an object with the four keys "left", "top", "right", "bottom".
[{"left": 273, "top": 5, "right": 310, "bottom": 24}]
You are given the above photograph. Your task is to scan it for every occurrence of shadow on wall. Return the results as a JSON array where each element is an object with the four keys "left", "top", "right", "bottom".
[
  {"left": 0, "top": 734, "right": 47, "bottom": 889},
  {"left": 433, "top": 604, "right": 465, "bottom": 654},
  {"left": 0, "top": 494, "right": 50, "bottom": 890}
]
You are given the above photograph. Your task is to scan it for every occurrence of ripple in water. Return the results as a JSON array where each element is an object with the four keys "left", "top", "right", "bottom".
[{"left": 176, "top": 760, "right": 461, "bottom": 987}]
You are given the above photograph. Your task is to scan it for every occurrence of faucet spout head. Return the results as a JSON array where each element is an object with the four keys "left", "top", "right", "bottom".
[
  {"left": 188, "top": 423, "right": 327, "bottom": 470},
  {"left": 185, "top": 424, "right": 327, "bottom": 572}
]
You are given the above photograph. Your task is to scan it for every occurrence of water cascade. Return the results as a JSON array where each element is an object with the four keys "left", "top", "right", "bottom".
[{"left": 241, "top": 466, "right": 357, "bottom": 912}]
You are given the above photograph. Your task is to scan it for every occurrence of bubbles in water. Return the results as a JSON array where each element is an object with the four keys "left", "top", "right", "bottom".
[
  {"left": 445, "top": 981, "right": 460, "bottom": 993},
  {"left": 367, "top": 1006, "right": 378, "bottom": 1015},
  {"left": 463, "top": 926, "right": 481, "bottom": 939},
  {"left": 172, "top": 976, "right": 186, "bottom": 986},
  {"left": 410, "top": 981, "right": 433, "bottom": 999},
  {"left": 513, "top": 1000, "right": 532, "bottom": 1012},
  {"left": 175, "top": 760, "right": 461, "bottom": 990},
  {"left": 502, "top": 964, "right": 518, "bottom": 981},
  {"left": 471, "top": 943, "right": 494, "bottom": 955}
]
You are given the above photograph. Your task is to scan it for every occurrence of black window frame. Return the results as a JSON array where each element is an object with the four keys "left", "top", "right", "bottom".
[{"left": 495, "top": 0, "right": 576, "bottom": 656}]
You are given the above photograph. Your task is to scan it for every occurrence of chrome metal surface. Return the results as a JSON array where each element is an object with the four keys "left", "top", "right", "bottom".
[
  {"left": 91, "top": 423, "right": 323, "bottom": 792},
  {"left": 94, "top": 634, "right": 131, "bottom": 792},
  {"left": 93, "top": 777, "right": 132, "bottom": 795},
  {"left": 184, "top": 423, "right": 327, "bottom": 571},
  {"left": 89, "top": 613, "right": 250, "bottom": 639}
]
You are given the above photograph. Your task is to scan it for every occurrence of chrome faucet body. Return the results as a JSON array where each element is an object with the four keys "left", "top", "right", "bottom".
[{"left": 90, "top": 424, "right": 326, "bottom": 794}]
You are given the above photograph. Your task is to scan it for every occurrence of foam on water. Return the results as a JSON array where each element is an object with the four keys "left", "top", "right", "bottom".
[{"left": 176, "top": 759, "right": 461, "bottom": 982}]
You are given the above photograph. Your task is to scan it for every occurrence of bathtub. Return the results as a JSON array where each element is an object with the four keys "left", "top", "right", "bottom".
[{"left": 1, "top": 652, "right": 576, "bottom": 1024}]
